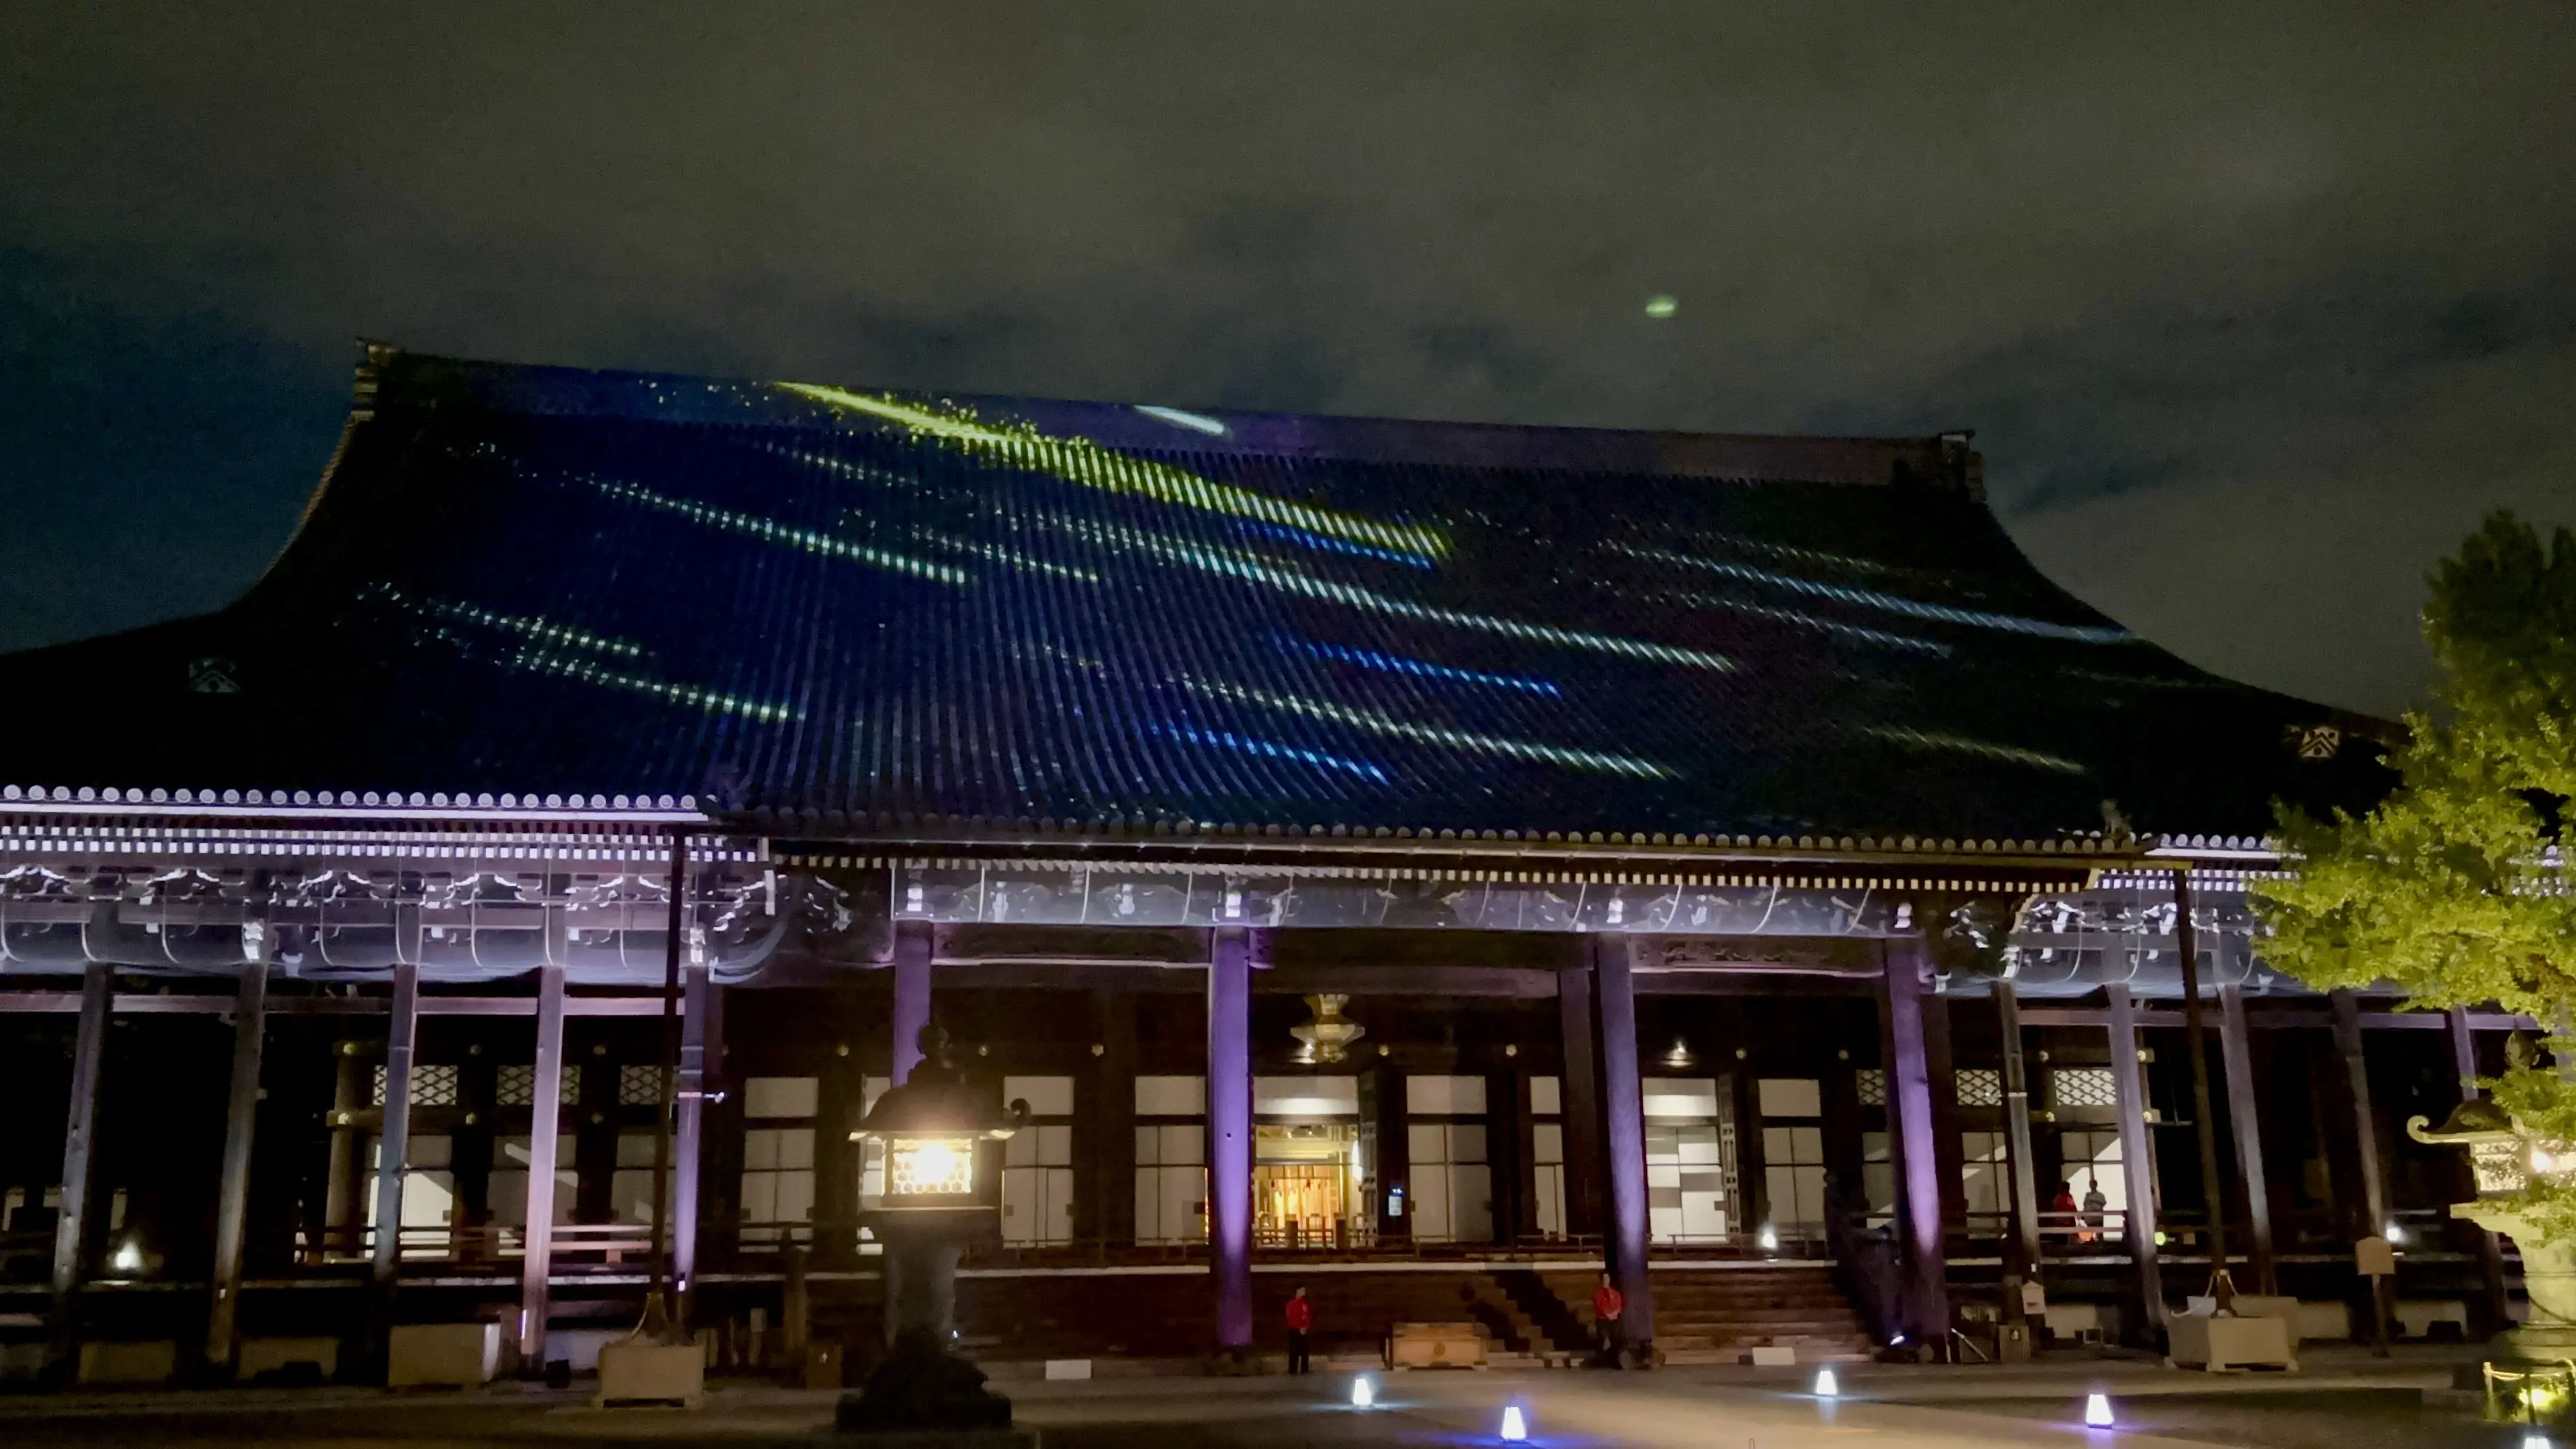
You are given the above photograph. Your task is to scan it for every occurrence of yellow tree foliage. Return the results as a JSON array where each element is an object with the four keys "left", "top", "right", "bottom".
[{"left": 2254, "top": 512, "right": 2576, "bottom": 1226}]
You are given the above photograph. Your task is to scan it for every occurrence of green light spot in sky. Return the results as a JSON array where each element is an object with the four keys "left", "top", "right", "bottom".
[{"left": 1644, "top": 295, "right": 1679, "bottom": 319}]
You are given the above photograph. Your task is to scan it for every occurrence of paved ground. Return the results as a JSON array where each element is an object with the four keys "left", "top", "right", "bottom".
[{"left": 0, "top": 1351, "right": 2540, "bottom": 1447}]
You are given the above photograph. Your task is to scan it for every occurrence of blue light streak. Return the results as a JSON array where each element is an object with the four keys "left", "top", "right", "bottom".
[
  {"left": 1150, "top": 723, "right": 1390, "bottom": 783},
  {"left": 1235, "top": 520, "right": 1440, "bottom": 570},
  {"left": 1609, "top": 543, "right": 2133, "bottom": 643},
  {"left": 1038, "top": 513, "right": 1734, "bottom": 671},
  {"left": 1278, "top": 635, "right": 1564, "bottom": 694}
]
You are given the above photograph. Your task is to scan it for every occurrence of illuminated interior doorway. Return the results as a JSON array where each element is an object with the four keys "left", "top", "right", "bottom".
[{"left": 1254, "top": 1075, "right": 1363, "bottom": 1248}]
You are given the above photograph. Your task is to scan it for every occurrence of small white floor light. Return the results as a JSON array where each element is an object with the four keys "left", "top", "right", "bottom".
[
  {"left": 1813, "top": 1367, "right": 1839, "bottom": 1399},
  {"left": 2084, "top": 1392, "right": 2115, "bottom": 1429},
  {"left": 1351, "top": 1375, "right": 1374, "bottom": 1409},
  {"left": 2523, "top": 1436, "right": 2551, "bottom": 1449},
  {"left": 1500, "top": 1403, "right": 1529, "bottom": 1441}
]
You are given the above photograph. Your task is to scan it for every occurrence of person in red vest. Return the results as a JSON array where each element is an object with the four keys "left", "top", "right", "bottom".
[
  {"left": 1591, "top": 1272, "right": 1625, "bottom": 1366},
  {"left": 1284, "top": 1285, "right": 1313, "bottom": 1374}
]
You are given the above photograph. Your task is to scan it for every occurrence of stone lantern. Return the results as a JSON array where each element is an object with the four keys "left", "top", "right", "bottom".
[
  {"left": 836, "top": 1024, "right": 1028, "bottom": 1436},
  {"left": 2409, "top": 1056, "right": 2576, "bottom": 1358}
]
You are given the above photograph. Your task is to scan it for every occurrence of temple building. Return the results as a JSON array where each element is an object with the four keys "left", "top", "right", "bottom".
[{"left": 0, "top": 346, "right": 2514, "bottom": 1383}]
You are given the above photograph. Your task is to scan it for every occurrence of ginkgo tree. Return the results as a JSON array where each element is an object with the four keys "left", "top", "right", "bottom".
[{"left": 2253, "top": 511, "right": 2576, "bottom": 1225}]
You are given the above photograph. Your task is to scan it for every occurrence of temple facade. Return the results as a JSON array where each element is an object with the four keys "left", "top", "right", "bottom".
[{"left": 0, "top": 347, "right": 2509, "bottom": 1384}]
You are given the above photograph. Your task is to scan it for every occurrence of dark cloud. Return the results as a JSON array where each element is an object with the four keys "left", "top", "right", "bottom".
[{"left": 4, "top": 3, "right": 2571, "bottom": 717}]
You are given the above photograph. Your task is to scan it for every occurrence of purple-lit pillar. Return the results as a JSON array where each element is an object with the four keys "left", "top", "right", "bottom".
[
  {"left": 1592, "top": 934, "right": 1656, "bottom": 1347},
  {"left": 890, "top": 919, "right": 932, "bottom": 1085},
  {"left": 1208, "top": 926, "right": 1254, "bottom": 1352},
  {"left": 1884, "top": 934, "right": 1950, "bottom": 1341}
]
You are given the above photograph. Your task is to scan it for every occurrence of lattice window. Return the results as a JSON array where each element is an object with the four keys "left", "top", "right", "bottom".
[
  {"left": 1956, "top": 1069, "right": 2004, "bottom": 1108},
  {"left": 618, "top": 1064, "right": 668, "bottom": 1106},
  {"left": 495, "top": 1064, "right": 581, "bottom": 1107},
  {"left": 1856, "top": 1069, "right": 1886, "bottom": 1107},
  {"left": 371, "top": 1063, "right": 459, "bottom": 1107},
  {"left": 2051, "top": 1067, "right": 2119, "bottom": 1110}
]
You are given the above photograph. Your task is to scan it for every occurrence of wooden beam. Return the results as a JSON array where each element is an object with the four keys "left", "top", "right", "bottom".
[{"left": 0, "top": 992, "right": 686, "bottom": 1016}]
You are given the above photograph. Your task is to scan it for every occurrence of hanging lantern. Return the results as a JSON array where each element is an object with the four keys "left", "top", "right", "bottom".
[{"left": 1290, "top": 993, "right": 1367, "bottom": 1065}]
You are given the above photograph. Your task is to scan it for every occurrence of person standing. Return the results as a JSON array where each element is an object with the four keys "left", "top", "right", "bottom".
[
  {"left": 1590, "top": 1272, "right": 1625, "bottom": 1366},
  {"left": 2081, "top": 1178, "right": 2108, "bottom": 1244},
  {"left": 2050, "top": 1180, "right": 2079, "bottom": 1245},
  {"left": 1284, "top": 1285, "right": 1313, "bottom": 1375}
]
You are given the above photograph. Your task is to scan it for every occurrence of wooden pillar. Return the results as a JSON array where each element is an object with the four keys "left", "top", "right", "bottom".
[
  {"left": 2104, "top": 983, "right": 2164, "bottom": 1343},
  {"left": 1924, "top": 988, "right": 1965, "bottom": 1237},
  {"left": 1207, "top": 926, "right": 1254, "bottom": 1351},
  {"left": 645, "top": 831, "right": 687, "bottom": 1328},
  {"left": 2217, "top": 985, "right": 2276, "bottom": 1293},
  {"left": 2173, "top": 872, "right": 2230, "bottom": 1295},
  {"left": 2331, "top": 989, "right": 2392, "bottom": 1349},
  {"left": 891, "top": 919, "right": 933, "bottom": 1086},
  {"left": 323, "top": 1034, "right": 368, "bottom": 1255},
  {"left": 368, "top": 962, "right": 421, "bottom": 1373},
  {"left": 1594, "top": 934, "right": 1655, "bottom": 1347},
  {"left": 1085, "top": 990, "right": 1137, "bottom": 1246},
  {"left": 2450, "top": 1007, "right": 2512, "bottom": 1335},
  {"left": 1995, "top": 985, "right": 2044, "bottom": 1284},
  {"left": 1884, "top": 936, "right": 1948, "bottom": 1342},
  {"left": 517, "top": 962, "right": 566, "bottom": 1366},
  {"left": 814, "top": 1027, "right": 864, "bottom": 1269},
  {"left": 1556, "top": 955, "right": 1604, "bottom": 1239},
  {"left": 1370, "top": 1063, "right": 1410, "bottom": 1242},
  {"left": 671, "top": 963, "right": 711, "bottom": 1327},
  {"left": 1486, "top": 1067, "right": 1523, "bottom": 1246},
  {"left": 206, "top": 964, "right": 269, "bottom": 1371},
  {"left": 44, "top": 959, "right": 112, "bottom": 1382}
]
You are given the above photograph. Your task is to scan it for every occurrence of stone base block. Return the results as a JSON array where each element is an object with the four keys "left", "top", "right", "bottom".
[
  {"left": 239, "top": 1335, "right": 340, "bottom": 1381},
  {"left": 1386, "top": 1321, "right": 1486, "bottom": 1369},
  {"left": 2166, "top": 1311, "right": 2294, "bottom": 1371},
  {"left": 596, "top": 1340, "right": 704, "bottom": 1408},
  {"left": 78, "top": 1340, "right": 175, "bottom": 1385},
  {"left": 388, "top": 1323, "right": 499, "bottom": 1388}
]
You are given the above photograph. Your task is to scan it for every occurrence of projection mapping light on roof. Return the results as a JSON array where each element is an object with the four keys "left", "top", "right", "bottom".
[{"left": 0, "top": 349, "right": 2389, "bottom": 844}]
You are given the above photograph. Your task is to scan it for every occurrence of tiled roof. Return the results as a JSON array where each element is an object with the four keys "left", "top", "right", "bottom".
[{"left": 0, "top": 347, "right": 2388, "bottom": 843}]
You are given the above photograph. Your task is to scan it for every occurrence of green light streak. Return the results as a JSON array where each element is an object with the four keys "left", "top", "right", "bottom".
[
  {"left": 363, "top": 584, "right": 645, "bottom": 659},
  {"left": 1863, "top": 726, "right": 2089, "bottom": 776},
  {"left": 777, "top": 382, "right": 1449, "bottom": 561},
  {"left": 506, "top": 649, "right": 801, "bottom": 723},
  {"left": 1185, "top": 678, "right": 1672, "bottom": 779},
  {"left": 1038, "top": 512, "right": 1734, "bottom": 672},
  {"left": 908, "top": 527, "right": 1102, "bottom": 583},
  {"left": 582, "top": 476, "right": 970, "bottom": 586}
]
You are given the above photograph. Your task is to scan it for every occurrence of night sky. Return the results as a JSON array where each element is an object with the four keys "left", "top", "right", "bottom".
[{"left": 4, "top": 6, "right": 2570, "bottom": 721}]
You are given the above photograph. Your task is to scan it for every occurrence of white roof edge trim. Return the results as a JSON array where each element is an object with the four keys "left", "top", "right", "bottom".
[
  {"left": 0, "top": 801, "right": 709, "bottom": 825},
  {"left": 2141, "top": 845, "right": 2283, "bottom": 863}
]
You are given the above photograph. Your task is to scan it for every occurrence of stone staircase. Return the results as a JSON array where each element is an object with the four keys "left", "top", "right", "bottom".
[
  {"left": 798, "top": 1260, "right": 1874, "bottom": 1368},
  {"left": 1535, "top": 1265, "right": 1874, "bottom": 1364}
]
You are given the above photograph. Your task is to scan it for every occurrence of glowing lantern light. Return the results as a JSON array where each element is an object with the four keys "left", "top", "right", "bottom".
[
  {"left": 1813, "top": 1368, "right": 1839, "bottom": 1399},
  {"left": 1500, "top": 1403, "right": 1529, "bottom": 1441},
  {"left": 1351, "top": 1375, "right": 1374, "bottom": 1409},
  {"left": 2085, "top": 1392, "right": 2115, "bottom": 1429}
]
